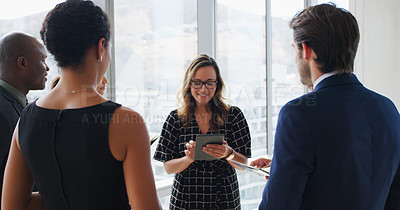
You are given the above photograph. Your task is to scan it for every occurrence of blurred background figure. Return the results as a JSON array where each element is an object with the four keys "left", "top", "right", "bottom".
[
  {"left": 96, "top": 76, "right": 108, "bottom": 95},
  {"left": 50, "top": 76, "right": 60, "bottom": 89}
]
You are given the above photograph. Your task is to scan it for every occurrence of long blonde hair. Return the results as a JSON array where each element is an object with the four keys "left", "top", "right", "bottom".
[{"left": 177, "top": 54, "right": 230, "bottom": 132}]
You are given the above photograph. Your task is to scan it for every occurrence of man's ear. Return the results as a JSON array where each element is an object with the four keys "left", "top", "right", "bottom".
[
  {"left": 17, "top": 56, "right": 27, "bottom": 69},
  {"left": 97, "top": 38, "right": 106, "bottom": 62},
  {"left": 301, "top": 42, "right": 313, "bottom": 60}
]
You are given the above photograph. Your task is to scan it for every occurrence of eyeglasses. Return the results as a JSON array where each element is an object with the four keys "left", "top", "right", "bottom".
[{"left": 190, "top": 80, "right": 217, "bottom": 89}]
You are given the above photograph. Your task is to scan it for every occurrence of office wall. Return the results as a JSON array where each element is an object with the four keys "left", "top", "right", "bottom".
[{"left": 355, "top": 0, "right": 400, "bottom": 109}]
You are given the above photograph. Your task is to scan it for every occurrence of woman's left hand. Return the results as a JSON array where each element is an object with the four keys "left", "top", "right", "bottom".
[{"left": 203, "top": 140, "right": 232, "bottom": 159}]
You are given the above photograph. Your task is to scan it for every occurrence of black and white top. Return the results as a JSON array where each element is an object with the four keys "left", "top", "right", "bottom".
[{"left": 154, "top": 106, "right": 251, "bottom": 210}]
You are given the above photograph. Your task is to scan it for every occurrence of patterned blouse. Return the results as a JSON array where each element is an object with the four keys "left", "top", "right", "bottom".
[{"left": 154, "top": 106, "right": 251, "bottom": 210}]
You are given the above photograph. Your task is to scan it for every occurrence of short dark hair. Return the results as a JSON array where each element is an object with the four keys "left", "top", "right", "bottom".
[
  {"left": 41, "top": 0, "right": 110, "bottom": 68},
  {"left": 289, "top": 3, "right": 359, "bottom": 74}
]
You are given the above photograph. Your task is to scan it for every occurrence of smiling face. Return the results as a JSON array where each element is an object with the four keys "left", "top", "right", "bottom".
[{"left": 190, "top": 66, "right": 217, "bottom": 107}]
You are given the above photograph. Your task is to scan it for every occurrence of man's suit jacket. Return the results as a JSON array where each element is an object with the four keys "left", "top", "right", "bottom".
[
  {"left": 259, "top": 74, "right": 400, "bottom": 210},
  {"left": 0, "top": 85, "right": 23, "bottom": 202}
]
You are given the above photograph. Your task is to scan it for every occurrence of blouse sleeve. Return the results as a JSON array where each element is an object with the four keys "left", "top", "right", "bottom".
[
  {"left": 230, "top": 106, "right": 251, "bottom": 158},
  {"left": 153, "top": 110, "right": 180, "bottom": 162}
]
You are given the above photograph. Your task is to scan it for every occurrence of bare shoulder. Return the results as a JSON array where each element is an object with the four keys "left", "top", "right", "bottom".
[
  {"left": 109, "top": 106, "right": 148, "bottom": 143},
  {"left": 109, "top": 106, "right": 149, "bottom": 161},
  {"left": 111, "top": 106, "right": 146, "bottom": 127}
]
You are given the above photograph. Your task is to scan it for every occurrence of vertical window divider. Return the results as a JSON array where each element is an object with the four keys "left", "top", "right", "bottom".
[
  {"left": 305, "top": 0, "right": 318, "bottom": 7},
  {"left": 265, "top": 0, "right": 273, "bottom": 155},
  {"left": 105, "top": 0, "right": 116, "bottom": 101},
  {"left": 197, "top": 0, "right": 216, "bottom": 57},
  {"left": 351, "top": 0, "right": 364, "bottom": 82}
]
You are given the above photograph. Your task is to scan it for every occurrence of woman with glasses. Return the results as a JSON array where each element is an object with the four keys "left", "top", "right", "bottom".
[{"left": 154, "top": 54, "right": 251, "bottom": 209}]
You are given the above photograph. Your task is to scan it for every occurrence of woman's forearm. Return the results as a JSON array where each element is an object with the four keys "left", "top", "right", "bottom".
[
  {"left": 164, "top": 156, "right": 193, "bottom": 174},
  {"left": 226, "top": 150, "right": 248, "bottom": 168}
]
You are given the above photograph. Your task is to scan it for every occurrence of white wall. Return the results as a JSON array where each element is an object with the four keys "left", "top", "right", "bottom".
[{"left": 353, "top": 0, "right": 400, "bottom": 110}]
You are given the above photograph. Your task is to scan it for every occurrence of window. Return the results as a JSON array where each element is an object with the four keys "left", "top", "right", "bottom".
[
  {"left": 217, "top": 0, "right": 267, "bottom": 157},
  {"left": 0, "top": 0, "right": 63, "bottom": 101},
  {"left": 270, "top": 0, "right": 305, "bottom": 153},
  {"left": 113, "top": 0, "right": 197, "bottom": 207},
  {"left": 217, "top": 1, "right": 267, "bottom": 208},
  {"left": 317, "top": 0, "right": 349, "bottom": 8}
]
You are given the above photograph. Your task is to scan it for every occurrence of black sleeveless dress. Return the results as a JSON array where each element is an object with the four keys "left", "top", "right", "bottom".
[{"left": 19, "top": 101, "right": 130, "bottom": 210}]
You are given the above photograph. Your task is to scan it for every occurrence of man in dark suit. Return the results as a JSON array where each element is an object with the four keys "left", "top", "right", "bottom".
[
  {"left": 0, "top": 32, "right": 49, "bottom": 203},
  {"left": 255, "top": 3, "right": 400, "bottom": 209}
]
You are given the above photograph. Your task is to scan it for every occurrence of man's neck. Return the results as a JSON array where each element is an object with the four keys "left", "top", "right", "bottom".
[
  {"left": 312, "top": 71, "right": 340, "bottom": 90},
  {"left": 309, "top": 61, "right": 323, "bottom": 85},
  {"left": 0, "top": 78, "right": 28, "bottom": 107},
  {"left": 0, "top": 75, "right": 28, "bottom": 95}
]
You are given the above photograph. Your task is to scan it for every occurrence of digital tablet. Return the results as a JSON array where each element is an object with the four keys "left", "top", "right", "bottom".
[{"left": 194, "top": 134, "right": 224, "bottom": 161}]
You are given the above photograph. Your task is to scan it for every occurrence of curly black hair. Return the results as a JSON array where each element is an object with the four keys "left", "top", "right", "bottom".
[{"left": 40, "top": 0, "right": 110, "bottom": 68}]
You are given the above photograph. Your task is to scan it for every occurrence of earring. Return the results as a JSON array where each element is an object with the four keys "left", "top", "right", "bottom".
[{"left": 98, "top": 56, "right": 103, "bottom": 62}]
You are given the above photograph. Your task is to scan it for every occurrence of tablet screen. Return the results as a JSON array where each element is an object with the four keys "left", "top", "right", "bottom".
[{"left": 193, "top": 134, "right": 224, "bottom": 160}]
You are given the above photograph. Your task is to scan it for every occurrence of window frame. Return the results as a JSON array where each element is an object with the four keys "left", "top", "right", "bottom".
[{"left": 102, "top": 0, "right": 274, "bottom": 154}]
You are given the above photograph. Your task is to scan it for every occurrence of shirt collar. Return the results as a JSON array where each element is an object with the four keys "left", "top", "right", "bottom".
[
  {"left": 313, "top": 71, "right": 340, "bottom": 90},
  {"left": 0, "top": 79, "right": 27, "bottom": 108}
]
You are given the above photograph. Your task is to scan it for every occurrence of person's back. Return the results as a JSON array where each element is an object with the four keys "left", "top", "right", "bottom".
[
  {"left": 18, "top": 101, "right": 130, "bottom": 209},
  {"left": 259, "top": 3, "right": 400, "bottom": 210},
  {"left": 280, "top": 74, "right": 400, "bottom": 209}
]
